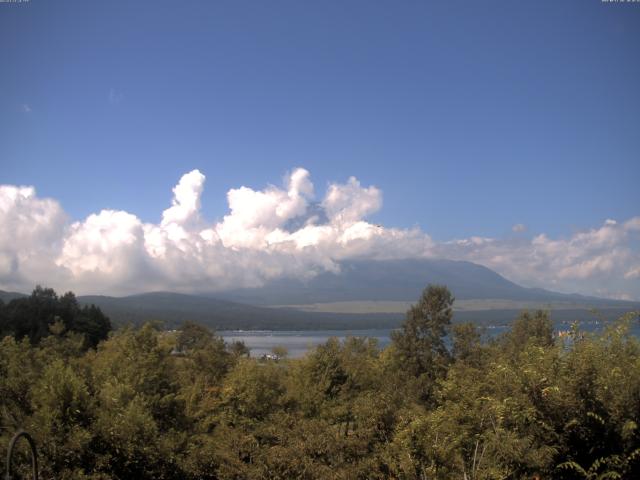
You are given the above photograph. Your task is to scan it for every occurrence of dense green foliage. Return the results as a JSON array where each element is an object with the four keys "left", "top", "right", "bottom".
[
  {"left": 1, "top": 285, "right": 639, "bottom": 479},
  {"left": 0, "top": 286, "right": 111, "bottom": 349}
]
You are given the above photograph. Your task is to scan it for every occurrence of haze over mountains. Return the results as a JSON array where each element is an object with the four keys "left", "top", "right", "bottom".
[
  {"left": 2, "top": 259, "right": 637, "bottom": 330},
  {"left": 216, "top": 259, "right": 625, "bottom": 306}
]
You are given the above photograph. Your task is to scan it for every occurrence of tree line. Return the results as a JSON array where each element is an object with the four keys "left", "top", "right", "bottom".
[
  {"left": 0, "top": 285, "right": 639, "bottom": 479},
  {"left": 0, "top": 286, "right": 111, "bottom": 349}
]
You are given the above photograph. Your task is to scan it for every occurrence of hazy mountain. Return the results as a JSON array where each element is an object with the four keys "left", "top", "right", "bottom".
[
  {"left": 2, "top": 259, "right": 637, "bottom": 331},
  {"left": 214, "top": 258, "right": 633, "bottom": 307},
  {"left": 0, "top": 290, "right": 26, "bottom": 303},
  {"left": 76, "top": 292, "right": 638, "bottom": 331},
  {"left": 74, "top": 292, "right": 399, "bottom": 330}
]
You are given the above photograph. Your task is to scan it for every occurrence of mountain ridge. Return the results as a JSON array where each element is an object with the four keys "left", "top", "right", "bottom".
[
  {"left": 213, "top": 258, "right": 636, "bottom": 306},
  {"left": 2, "top": 259, "right": 637, "bottom": 330}
]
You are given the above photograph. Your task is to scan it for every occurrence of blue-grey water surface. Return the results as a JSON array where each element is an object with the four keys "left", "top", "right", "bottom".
[{"left": 220, "top": 321, "right": 640, "bottom": 358}]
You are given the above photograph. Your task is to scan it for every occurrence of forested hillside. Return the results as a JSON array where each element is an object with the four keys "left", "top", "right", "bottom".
[{"left": 1, "top": 286, "right": 639, "bottom": 479}]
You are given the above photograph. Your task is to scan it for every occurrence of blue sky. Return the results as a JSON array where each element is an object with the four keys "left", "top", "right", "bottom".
[{"left": 1, "top": 1, "right": 639, "bottom": 297}]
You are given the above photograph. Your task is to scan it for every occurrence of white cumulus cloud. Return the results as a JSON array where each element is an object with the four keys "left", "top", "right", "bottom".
[
  {"left": 433, "top": 217, "right": 640, "bottom": 299},
  {"left": 215, "top": 168, "right": 316, "bottom": 249},
  {"left": 322, "top": 176, "right": 382, "bottom": 225},
  {"left": 161, "top": 169, "right": 205, "bottom": 228},
  {"left": 0, "top": 169, "right": 638, "bottom": 299},
  {"left": 0, "top": 186, "right": 68, "bottom": 290}
]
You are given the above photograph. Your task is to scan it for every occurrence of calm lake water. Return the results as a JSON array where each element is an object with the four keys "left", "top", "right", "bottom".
[
  {"left": 220, "top": 320, "right": 640, "bottom": 358},
  {"left": 220, "top": 329, "right": 398, "bottom": 358}
]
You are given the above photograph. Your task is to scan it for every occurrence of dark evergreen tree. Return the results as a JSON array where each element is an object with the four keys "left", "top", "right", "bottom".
[
  {"left": 0, "top": 286, "right": 111, "bottom": 348},
  {"left": 391, "top": 284, "right": 454, "bottom": 401}
]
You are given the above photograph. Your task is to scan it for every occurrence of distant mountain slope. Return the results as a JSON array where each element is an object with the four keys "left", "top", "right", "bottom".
[
  {"left": 0, "top": 290, "right": 27, "bottom": 303},
  {"left": 75, "top": 292, "right": 637, "bottom": 332},
  {"left": 215, "top": 258, "right": 633, "bottom": 307},
  {"left": 76, "top": 292, "right": 401, "bottom": 330},
  {"left": 3, "top": 259, "right": 637, "bottom": 331}
]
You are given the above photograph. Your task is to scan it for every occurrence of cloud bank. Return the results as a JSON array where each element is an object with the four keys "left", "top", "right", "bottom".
[{"left": 1, "top": 169, "right": 639, "bottom": 299}]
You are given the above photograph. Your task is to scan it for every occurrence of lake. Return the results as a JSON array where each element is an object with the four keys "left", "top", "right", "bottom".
[
  {"left": 220, "top": 329, "right": 398, "bottom": 358},
  {"left": 220, "top": 320, "right": 640, "bottom": 358}
]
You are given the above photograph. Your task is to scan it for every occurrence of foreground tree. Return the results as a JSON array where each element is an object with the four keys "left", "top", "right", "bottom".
[
  {"left": 0, "top": 286, "right": 111, "bottom": 348},
  {"left": 1, "top": 286, "right": 639, "bottom": 479},
  {"left": 503, "top": 309, "right": 555, "bottom": 356},
  {"left": 391, "top": 284, "right": 454, "bottom": 401}
]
